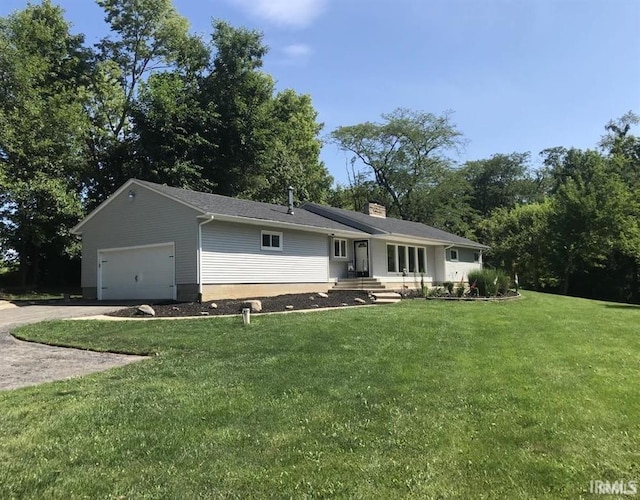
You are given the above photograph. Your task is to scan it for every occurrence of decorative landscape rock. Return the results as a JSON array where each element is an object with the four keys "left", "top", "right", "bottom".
[
  {"left": 109, "top": 291, "right": 374, "bottom": 318},
  {"left": 243, "top": 300, "right": 262, "bottom": 313},
  {"left": 285, "top": 305, "right": 294, "bottom": 310},
  {"left": 354, "top": 298, "right": 366, "bottom": 304},
  {"left": 137, "top": 304, "right": 155, "bottom": 316},
  {"left": 209, "top": 303, "right": 218, "bottom": 309},
  {"left": 199, "top": 312, "right": 209, "bottom": 316},
  {"left": 317, "top": 292, "right": 329, "bottom": 298}
]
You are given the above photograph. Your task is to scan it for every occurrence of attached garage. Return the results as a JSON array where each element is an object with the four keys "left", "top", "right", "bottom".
[{"left": 98, "top": 243, "right": 176, "bottom": 300}]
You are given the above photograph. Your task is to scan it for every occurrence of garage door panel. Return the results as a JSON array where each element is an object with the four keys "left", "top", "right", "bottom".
[{"left": 99, "top": 244, "right": 175, "bottom": 300}]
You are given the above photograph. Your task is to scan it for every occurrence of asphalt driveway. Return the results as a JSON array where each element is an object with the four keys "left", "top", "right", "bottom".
[{"left": 0, "top": 301, "right": 147, "bottom": 391}]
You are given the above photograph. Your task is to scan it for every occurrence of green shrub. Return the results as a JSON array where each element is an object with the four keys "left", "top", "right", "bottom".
[
  {"left": 467, "top": 269, "right": 487, "bottom": 296},
  {"left": 468, "top": 269, "right": 511, "bottom": 297},
  {"left": 495, "top": 270, "right": 511, "bottom": 295},
  {"left": 443, "top": 281, "right": 454, "bottom": 294},
  {"left": 456, "top": 283, "right": 465, "bottom": 297}
]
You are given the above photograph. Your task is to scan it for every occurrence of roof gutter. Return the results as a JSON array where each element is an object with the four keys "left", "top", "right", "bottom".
[{"left": 205, "top": 213, "right": 367, "bottom": 238}]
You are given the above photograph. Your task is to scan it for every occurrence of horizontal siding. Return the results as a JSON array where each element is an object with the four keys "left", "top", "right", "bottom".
[
  {"left": 79, "top": 184, "right": 200, "bottom": 288},
  {"left": 202, "top": 221, "right": 329, "bottom": 284}
]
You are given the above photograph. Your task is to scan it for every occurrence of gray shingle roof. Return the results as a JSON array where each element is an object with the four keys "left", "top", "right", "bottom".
[
  {"left": 301, "top": 202, "right": 488, "bottom": 248},
  {"left": 135, "top": 180, "right": 486, "bottom": 248},
  {"left": 135, "top": 180, "right": 366, "bottom": 234}
]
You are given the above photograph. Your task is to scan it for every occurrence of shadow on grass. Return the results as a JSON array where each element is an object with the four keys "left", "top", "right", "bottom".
[{"left": 603, "top": 303, "right": 640, "bottom": 310}]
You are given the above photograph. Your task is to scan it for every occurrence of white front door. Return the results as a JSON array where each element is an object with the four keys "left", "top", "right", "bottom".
[{"left": 98, "top": 243, "right": 175, "bottom": 300}]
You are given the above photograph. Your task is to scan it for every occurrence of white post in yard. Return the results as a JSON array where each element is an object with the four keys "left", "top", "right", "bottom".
[{"left": 242, "top": 308, "right": 251, "bottom": 325}]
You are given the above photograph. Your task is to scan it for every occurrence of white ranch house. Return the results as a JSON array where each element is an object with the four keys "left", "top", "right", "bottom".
[{"left": 72, "top": 179, "right": 487, "bottom": 301}]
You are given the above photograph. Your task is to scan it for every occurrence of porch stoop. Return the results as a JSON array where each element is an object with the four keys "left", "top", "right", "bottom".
[
  {"left": 330, "top": 277, "right": 387, "bottom": 292},
  {"left": 371, "top": 291, "right": 402, "bottom": 304}
]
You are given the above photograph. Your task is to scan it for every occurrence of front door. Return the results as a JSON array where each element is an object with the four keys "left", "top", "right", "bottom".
[{"left": 354, "top": 240, "right": 370, "bottom": 277}]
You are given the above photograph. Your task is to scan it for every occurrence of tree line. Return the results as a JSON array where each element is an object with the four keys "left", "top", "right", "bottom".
[{"left": 1, "top": 1, "right": 638, "bottom": 303}]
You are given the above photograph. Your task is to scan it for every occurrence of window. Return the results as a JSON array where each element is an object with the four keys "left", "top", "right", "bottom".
[
  {"left": 387, "top": 244, "right": 396, "bottom": 272},
  {"left": 261, "top": 231, "right": 282, "bottom": 251},
  {"left": 474, "top": 252, "right": 480, "bottom": 263},
  {"left": 387, "top": 244, "right": 426, "bottom": 273},
  {"left": 418, "top": 248, "right": 426, "bottom": 273},
  {"left": 449, "top": 249, "right": 458, "bottom": 261},
  {"left": 333, "top": 238, "right": 347, "bottom": 259},
  {"left": 398, "top": 245, "right": 407, "bottom": 273},
  {"left": 408, "top": 247, "right": 416, "bottom": 273}
]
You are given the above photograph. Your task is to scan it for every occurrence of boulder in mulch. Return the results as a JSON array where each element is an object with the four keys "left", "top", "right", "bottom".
[
  {"left": 137, "top": 304, "right": 155, "bottom": 316},
  {"left": 285, "top": 305, "right": 294, "bottom": 310},
  {"left": 243, "top": 300, "right": 262, "bottom": 313},
  {"left": 209, "top": 303, "right": 218, "bottom": 309},
  {"left": 354, "top": 298, "right": 366, "bottom": 304},
  {"left": 317, "top": 292, "right": 329, "bottom": 298}
]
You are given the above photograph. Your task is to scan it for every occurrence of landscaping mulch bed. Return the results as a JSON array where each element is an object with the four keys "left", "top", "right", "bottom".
[{"left": 107, "top": 290, "right": 375, "bottom": 318}]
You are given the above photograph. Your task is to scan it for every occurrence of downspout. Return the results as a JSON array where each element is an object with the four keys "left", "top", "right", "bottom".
[{"left": 197, "top": 215, "right": 215, "bottom": 302}]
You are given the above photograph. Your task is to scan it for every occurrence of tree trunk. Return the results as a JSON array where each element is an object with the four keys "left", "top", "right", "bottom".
[
  {"left": 31, "top": 252, "right": 41, "bottom": 290},
  {"left": 18, "top": 242, "right": 29, "bottom": 293},
  {"left": 562, "top": 265, "right": 571, "bottom": 295},
  {"left": 632, "top": 260, "right": 640, "bottom": 304}
]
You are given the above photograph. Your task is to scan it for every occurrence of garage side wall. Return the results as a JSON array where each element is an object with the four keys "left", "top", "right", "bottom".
[
  {"left": 200, "top": 221, "right": 330, "bottom": 299},
  {"left": 79, "top": 185, "right": 200, "bottom": 299}
]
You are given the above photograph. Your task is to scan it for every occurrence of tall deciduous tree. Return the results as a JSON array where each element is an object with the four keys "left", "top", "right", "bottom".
[
  {"left": 478, "top": 202, "right": 555, "bottom": 290},
  {"left": 331, "top": 109, "right": 465, "bottom": 221},
  {"left": 198, "top": 20, "right": 274, "bottom": 197},
  {"left": 543, "top": 148, "right": 636, "bottom": 295},
  {"left": 0, "top": 0, "right": 90, "bottom": 288},
  {"left": 86, "top": 0, "right": 207, "bottom": 204},
  {"left": 461, "top": 152, "right": 546, "bottom": 216},
  {"left": 248, "top": 90, "right": 332, "bottom": 203}
]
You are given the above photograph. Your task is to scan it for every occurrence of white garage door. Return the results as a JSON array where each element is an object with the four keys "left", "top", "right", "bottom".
[{"left": 99, "top": 244, "right": 176, "bottom": 300}]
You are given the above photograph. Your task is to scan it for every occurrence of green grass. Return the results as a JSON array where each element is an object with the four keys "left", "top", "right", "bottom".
[{"left": 1, "top": 292, "right": 639, "bottom": 498}]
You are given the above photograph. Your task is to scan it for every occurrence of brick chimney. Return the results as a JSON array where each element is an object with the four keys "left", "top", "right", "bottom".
[{"left": 365, "top": 202, "right": 386, "bottom": 218}]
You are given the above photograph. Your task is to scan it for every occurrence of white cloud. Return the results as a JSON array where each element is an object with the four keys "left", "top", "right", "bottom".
[
  {"left": 229, "top": 0, "right": 327, "bottom": 28},
  {"left": 283, "top": 44, "right": 312, "bottom": 58}
]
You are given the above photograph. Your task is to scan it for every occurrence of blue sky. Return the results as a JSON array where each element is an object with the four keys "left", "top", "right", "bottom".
[{"left": 2, "top": 0, "right": 638, "bottom": 185}]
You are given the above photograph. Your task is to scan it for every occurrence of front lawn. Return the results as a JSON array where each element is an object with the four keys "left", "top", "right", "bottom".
[{"left": 1, "top": 292, "right": 638, "bottom": 498}]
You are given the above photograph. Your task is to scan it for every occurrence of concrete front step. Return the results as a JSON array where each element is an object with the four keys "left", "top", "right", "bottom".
[
  {"left": 331, "top": 277, "right": 387, "bottom": 292},
  {"left": 371, "top": 291, "right": 402, "bottom": 304},
  {"left": 330, "top": 288, "right": 387, "bottom": 292}
]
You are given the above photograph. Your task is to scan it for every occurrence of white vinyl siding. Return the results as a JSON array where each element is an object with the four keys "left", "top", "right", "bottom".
[
  {"left": 79, "top": 184, "right": 200, "bottom": 288},
  {"left": 202, "top": 221, "right": 328, "bottom": 283}
]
